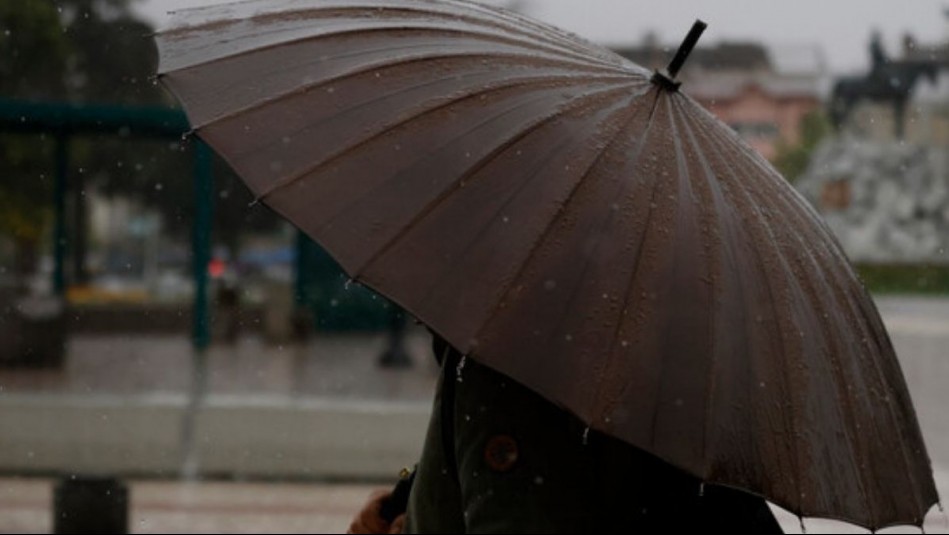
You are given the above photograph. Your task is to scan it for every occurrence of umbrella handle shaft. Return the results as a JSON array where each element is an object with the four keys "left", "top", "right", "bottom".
[{"left": 667, "top": 20, "right": 708, "bottom": 78}]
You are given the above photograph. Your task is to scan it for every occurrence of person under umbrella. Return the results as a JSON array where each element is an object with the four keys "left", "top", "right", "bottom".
[
  {"left": 348, "top": 335, "right": 783, "bottom": 534},
  {"left": 156, "top": 1, "right": 939, "bottom": 533}
]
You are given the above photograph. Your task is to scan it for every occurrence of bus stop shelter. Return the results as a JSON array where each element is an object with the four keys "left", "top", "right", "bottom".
[{"left": 0, "top": 98, "right": 215, "bottom": 349}]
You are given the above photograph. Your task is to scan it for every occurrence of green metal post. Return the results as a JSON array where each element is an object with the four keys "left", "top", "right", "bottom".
[
  {"left": 192, "top": 140, "right": 213, "bottom": 350},
  {"left": 53, "top": 135, "right": 68, "bottom": 297}
]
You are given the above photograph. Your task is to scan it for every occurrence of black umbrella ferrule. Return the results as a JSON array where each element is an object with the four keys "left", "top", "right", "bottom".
[{"left": 651, "top": 19, "right": 708, "bottom": 92}]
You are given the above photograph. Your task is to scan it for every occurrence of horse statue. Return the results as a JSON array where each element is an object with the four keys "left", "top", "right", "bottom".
[{"left": 830, "top": 33, "right": 939, "bottom": 137}]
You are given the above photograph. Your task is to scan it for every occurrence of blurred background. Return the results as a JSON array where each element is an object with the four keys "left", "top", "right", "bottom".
[{"left": 0, "top": 0, "right": 947, "bottom": 533}]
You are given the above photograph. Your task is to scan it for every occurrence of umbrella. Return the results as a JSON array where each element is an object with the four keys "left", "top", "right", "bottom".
[{"left": 155, "top": 0, "right": 938, "bottom": 529}]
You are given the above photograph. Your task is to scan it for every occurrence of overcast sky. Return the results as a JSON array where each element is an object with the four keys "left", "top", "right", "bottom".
[{"left": 135, "top": 0, "right": 949, "bottom": 74}]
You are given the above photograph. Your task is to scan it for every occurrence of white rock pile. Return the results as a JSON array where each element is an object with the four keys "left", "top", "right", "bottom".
[{"left": 794, "top": 137, "right": 949, "bottom": 264}]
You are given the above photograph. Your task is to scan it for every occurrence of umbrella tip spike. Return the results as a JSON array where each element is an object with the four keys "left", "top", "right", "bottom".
[{"left": 652, "top": 19, "right": 708, "bottom": 92}]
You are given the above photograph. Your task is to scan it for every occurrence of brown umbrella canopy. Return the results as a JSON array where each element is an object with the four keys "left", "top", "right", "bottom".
[{"left": 156, "top": 0, "right": 937, "bottom": 529}]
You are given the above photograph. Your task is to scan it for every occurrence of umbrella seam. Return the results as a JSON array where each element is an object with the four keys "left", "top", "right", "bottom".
[
  {"left": 348, "top": 83, "right": 653, "bottom": 282},
  {"left": 467, "top": 86, "right": 660, "bottom": 391},
  {"left": 400, "top": 86, "right": 648, "bottom": 328},
  {"left": 249, "top": 78, "right": 637, "bottom": 204},
  {"left": 185, "top": 49, "right": 631, "bottom": 133},
  {"left": 676, "top": 102, "right": 892, "bottom": 527},
  {"left": 695, "top": 106, "right": 934, "bottom": 527},
  {"left": 161, "top": 1, "right": 619, "bottom": 65},
  {"left": 595, "top": 89, "right": 667, "bottom": 426},
  {"left": 669, "top": 97, "right": 728, "bottom": 483},
  {"left": 685, "top": 104, "right": 809, "bottom": 519},
  {"left": 160, "top": 20, "right": 631, "bottom": 77}
]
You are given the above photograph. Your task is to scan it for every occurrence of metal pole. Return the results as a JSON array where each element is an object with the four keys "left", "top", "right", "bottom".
[
  {"left": 192, "top": 140, "right": 213, "bottom": 351},
  {"left": 294, "top": 229, "right": 308, "bottom": 305},
  {"left": 53, "top": 135, "right": 68, "bottom": 297}
]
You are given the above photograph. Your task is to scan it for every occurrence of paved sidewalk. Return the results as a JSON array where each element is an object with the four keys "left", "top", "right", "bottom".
[
  {"left": 0, "top": 296, "right": 947, "bottom": 533},
  {"left": 1, "top": 472, "right": 947, "bottom": 534}
]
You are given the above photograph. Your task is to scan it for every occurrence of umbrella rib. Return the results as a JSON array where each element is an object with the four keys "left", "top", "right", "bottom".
[
  {"left": 188, "top": 49, "right": 631, "bottom": 131},
  {"left": 350, "top": 82, "right": 652, "bottom": 281},
  {"left": 594, "top": 90, "right": 669, "bottom": 422},
  {"left": 162, "top": 3, "right": 609, "bottom": 65},
  {"left": 170, "top": 0, "right": 609, "bottom": 60},
  {"left": 640, "top": 96, "right": 714, "bottom": 456},
  {"left": 680, "top": 104, "right": 919, "bottom": 527},
  {"left": 705, "top": 132, "right": 890, "bottom": 526},
  {"left": 161, "top": 20, "right": 630, "bottom": 77},
  {"left": 689, "top": 104, "right": 930, "bottom": 526},
  {"left": 696, "top": 111, "right": 925, "bottom": 527},
  {"left": 679, "top": 104, "right": 810, "bottom": 517},
  {"left": 668, "top": 98, "right": 725, "bottom": 476},
  {"left": 467, "top": 86, "right": 659, "bottom": 359},
  {"left": 252, "top": 76, "right": 637, "bottom": 204}
]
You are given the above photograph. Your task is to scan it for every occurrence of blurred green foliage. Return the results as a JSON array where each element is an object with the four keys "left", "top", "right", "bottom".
[
  {"left": 0, "top": 0, "right": 278, "bottom": 282},
  {"left": 857, "top": 264, "right": 949, "bottom": 294},
  {"left": 773, "top": 111, "right": 832, "bottom": 183}
]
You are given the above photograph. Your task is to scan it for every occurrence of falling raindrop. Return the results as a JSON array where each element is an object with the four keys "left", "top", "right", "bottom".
[
  {"left": 534, "top": 476, "right": 544, "bottom": 485},
  {"left": 154, "top": 183, "right": 163, "bottom": 191},
  {"left": 456, "top": 356, "right": 467, "bottom": 383},
  {"left": 544, "top": 279, "right": 556, "bottom": 290},
  {"left": 582, "top": 427, "right": 590, "bottom": 445}
]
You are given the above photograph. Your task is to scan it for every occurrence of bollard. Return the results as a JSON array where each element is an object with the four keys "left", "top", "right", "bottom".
[
  {"left": 378, "top": 310, "right": 413, "bottom": 368},
  {"left": 53, "top": 475, "right": 128, "bottom": 534}
]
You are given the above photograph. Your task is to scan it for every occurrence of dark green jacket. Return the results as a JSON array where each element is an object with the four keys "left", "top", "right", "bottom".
[{"left": 405, "top": 337, "right": 783, "bottom": 533}]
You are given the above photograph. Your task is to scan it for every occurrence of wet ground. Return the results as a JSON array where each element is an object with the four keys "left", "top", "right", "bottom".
[{"left": 0, "top": 295, "right": 946, "bottom": 533}]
